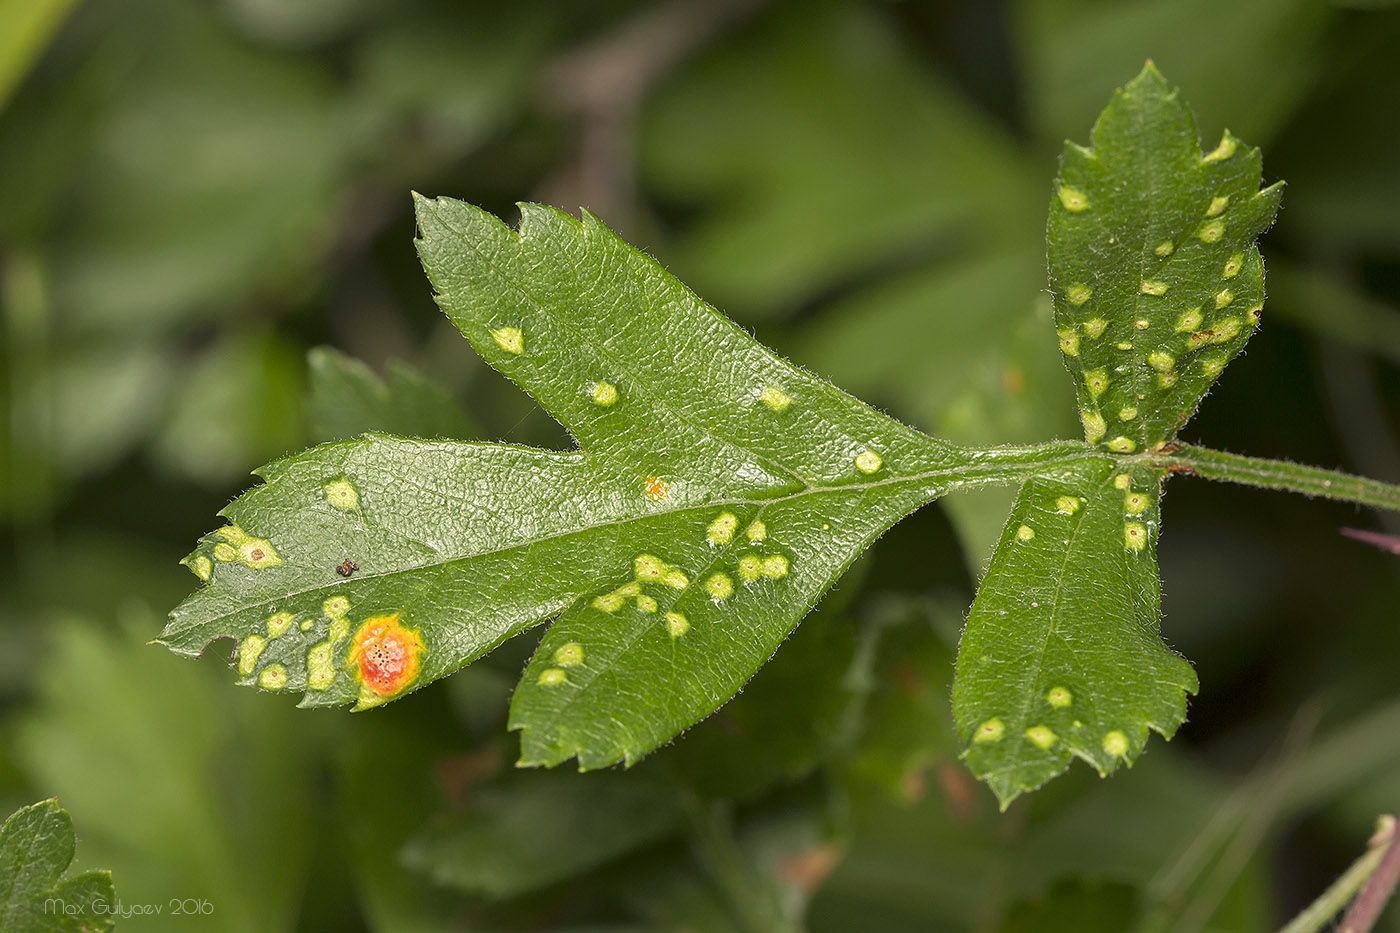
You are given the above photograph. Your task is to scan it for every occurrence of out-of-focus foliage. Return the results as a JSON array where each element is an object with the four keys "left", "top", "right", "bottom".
[{"left": 3, "top": 0, "right": 1400, "bottom": 930}]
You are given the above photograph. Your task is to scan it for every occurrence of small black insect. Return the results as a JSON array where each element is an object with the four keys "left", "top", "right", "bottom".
[{"left": 336, "top": 559, "right": 359, "bottom": 577}]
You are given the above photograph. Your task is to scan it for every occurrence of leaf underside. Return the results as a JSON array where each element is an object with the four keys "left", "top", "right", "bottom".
[
  {"left": 0, "top": 799, "right": 115, "bottom": 932},
  {"left": 161, "top": 196, "right": 980, "bottom": 769}
]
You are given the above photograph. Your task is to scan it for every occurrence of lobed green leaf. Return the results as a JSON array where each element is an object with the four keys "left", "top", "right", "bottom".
[
  {"left": 162, "top": 197, "right": 1055, "bottom": 770},
  {"left": 954, "top": 458, "right": 1197, "bottom": 807},
  {"left": 1049, "top": 62, "right": 1282, "bottom": 452},
  {"left": 0, "top": 799, "right": 115, "bottom": 932}
]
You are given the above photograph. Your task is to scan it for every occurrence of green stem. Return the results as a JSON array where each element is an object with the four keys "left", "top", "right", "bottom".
[
  {"left": 1147, "top": 444, "right": 1400, "bottom": 514},
  {"left": 1278, "top": 816, "right": 1397, "bottom": 933}
]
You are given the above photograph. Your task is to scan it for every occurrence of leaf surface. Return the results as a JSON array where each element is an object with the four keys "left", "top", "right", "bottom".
[
  {"left": 0, "top": 799, "right": 115, "bottom": 932},
  {"left": 954, "top": 458, "right": 1197, "bottom": 806},
  {"left": 159, "top": 197, "right": 1067, "bottom": 769},
  {"left": 1049, "top": 63, "right": 1281, "bottom": 452}
]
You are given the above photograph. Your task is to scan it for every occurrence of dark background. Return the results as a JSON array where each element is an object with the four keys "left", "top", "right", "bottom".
[{"left": 2, "top": 0, "right": 1399, "bottom": 929}]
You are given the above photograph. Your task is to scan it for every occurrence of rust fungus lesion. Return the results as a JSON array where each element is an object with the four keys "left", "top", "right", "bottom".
[
  {"left": 644, "top": 476, "right": 669, "bottom": 501},
  {"left": 349, "top": 613, "right": 424, "bottom": 708}
]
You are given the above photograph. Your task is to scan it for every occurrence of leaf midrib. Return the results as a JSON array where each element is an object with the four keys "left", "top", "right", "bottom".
[{"left": 166, "top": 444, "right": 1106, "bottom": 642}]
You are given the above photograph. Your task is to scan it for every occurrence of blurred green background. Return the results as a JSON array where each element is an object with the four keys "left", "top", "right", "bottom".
[{"left": 2, "top": 0, "right": 1400, "bottom": 929}]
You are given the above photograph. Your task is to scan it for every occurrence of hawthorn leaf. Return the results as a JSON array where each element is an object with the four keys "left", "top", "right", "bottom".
[
  {"left": 159, "top": 196, "right": 1080, "bottom": 769},
  {"left": 1050, "top": 62, "right": 1282, "bottom": 452},
  {"left": 0, "top": 799, "right": 115, "bottom": 932},
  {"left": 953, "top": 458, "right": 1197, "bottom": 807}
]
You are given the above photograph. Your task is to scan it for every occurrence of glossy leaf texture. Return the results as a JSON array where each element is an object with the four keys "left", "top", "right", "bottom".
[
  {"left": 0, "top": 799, "right": 115, "bottom": 932},
  {"left": 159, "top": 196, "right": 1035, "bottom": 770},
  {"left": 953, "top": 458, "right": 1197, "bottom": 806},
  {"left": 1049, "top": 62, "right": 1282, "bottom": 452}
]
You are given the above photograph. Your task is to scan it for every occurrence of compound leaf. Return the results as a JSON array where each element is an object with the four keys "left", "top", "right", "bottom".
[
  {"left": 1050, "top": 62, "right": 1282, "bottom": 452},
  {"left": 954, "top": 458, "right": 1197, "bottom": 807},
  {"left": 0, "top": 799, "right": 115, "bottom": 932},
  {"left": 160, "top": 196, "right": 1063, "bottom": 770}
]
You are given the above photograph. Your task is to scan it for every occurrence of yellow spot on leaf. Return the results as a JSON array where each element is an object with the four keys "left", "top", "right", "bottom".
[
  {"left": 1140, "top": 280, "right": 1167, "bottom": 296},
  {"left": 1202, "top": 356, "right": 1228, "bottom": 376},
  {"left": 974, "top": 718, "right": 1005, "bottom": 743},
  {"left": 1067, "top": 283, "right": 1092, "bottom": 306},
  {"left": 324, "top": 596, "right": 351, "bottom": 620},
  {"left": 705, "top": 573, "right": 733, "bottom": 600},
  {"left": 635, "top": 554, "right": 665, "bottom": 580},
  {"left": 1058, "top": 186, "right": 1089, "bottom": 211},
  {"left": 190, "top": 555, "right": 212, "bottom": 581},
  {"left": 1055, "top": 496, "right": 1080, "bottom": 514},
  {"left": 662, "top": 569, "right": 689, "bottom": 590},
  {"left": 1176, "top": 307, "right": 1203, "bottom": 332},
  {"left": 1223, "top": 253, "right": 1243, "bottom": 278},
  {"left": 267, "top": 612, "right": 294, "bottom": 639},
  {"left": 238, "top": 636, "right": 266, "bottom": 676},
  {"left": 745, "top": 520, "right": 766, "bottom": 543},
  {"left": 759, "top": 384, "right": 792, "bottom": 412},
  {"left": 538, "top": 668, "right": 567, "bottom": 686},
  {"left": 1114, "top": 474, "right": 1131, "bottom": 490},
  {"left": 855, "top": 449, "right": 883, "bottom": 474},
  {"left": 1119, "top": 406, "right": 1138, "bottom": 421},
  {"left": 1107, "top": 437, "right": 1137, "bottom": 453},
  {"left": 738, "top": 555, "right": 762, "bottom": 582},
  {"left": 593, "top": 593, "right": 625, "bottom": 613},
  {"left": 1124, "top": 522, "right": 1148, "bottom": 551},
  {"left": 1203, "top": 134, "right": 1237, "bottom": 163},
  {"left": 1103, "top": 730, "right": 1129, "bottom": 757},
  {"left": 1155, "top": 241, "right": 1174, "bottom": 256},
  {"left": 1246, "top": 304, "right": 1262, "bottom": 324},
  {"left": 325, "top": 479, "right": 359, "bottom": 511},
  {"left": 636, "top": 594, "right": 658, "bottom": 613},
  {"left": 1199, "top": 220, "right": 1225, "bottom": 242},
  {"left": 1206, "top": 195, "right": 1230, "bottom": 217},
  {"left": 554, "top": 643, "right": 585, "bottom": 666},
  {"left": 592, "top": 381, "right": 618, "bottom": 406},
  {"left": 762, "top": 555, "right": 789, "bottom": 578},
  {"left": 1135, "top": 319, "right": 1150, "bottom": 331},
  {"left": 1083, "top": 369, "right": 1108, "bottom": 397},
  {"left": 1148, "top": 351, "right": 1175, "bottom": 373},
  {"left": 1046, "top": 686, "right": 1072, "bottom": 708},
  {"left": 1157, "top": 371, "right": 1178, "bottom": 388},
  {"left": 1125, "top": 492, "right": 1149, "bottom": 515},
  {"left": 259, "top": 664, "right": 288, "bottom": 690},
  {"left": 212, "top": 543, "right": 237, "bottom": 562},
  {"left": 1025, "top": 725, "right": 1057, "bottom": 750},
  {"left": 492, "top": 326, "right": 523, "bottom": 354},
  {"left": 1084, "top": 318, "right": 1107, "bottom": 339},
  {"left": 1215, "top": 289, "right": 1234, "bottom": 309},
  {"left": 1016, "top": 525, "right": 1035, "bottom": 542},
  {"left": 1081, "top": 410, "right": 1106, "bottom": 444},
  {"left": 307, "top": 642, "right": 335, "bottom": 689},
  {"left": 707, "top": 513, "right": 738, "bottom": 546},
  {"left": 666, "top": 611, "right": 689, "bottom": 637},
  {"left": 1059, "top": 328, "right": 1080, "bottom": 356}
]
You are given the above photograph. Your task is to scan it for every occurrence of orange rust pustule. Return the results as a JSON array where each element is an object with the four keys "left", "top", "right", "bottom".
[
  {"left": 349, "top": 613, "right": 424, "bottom": 698},
  {"left": 644, "top": 477, "right": 669, "bottom": 501}
]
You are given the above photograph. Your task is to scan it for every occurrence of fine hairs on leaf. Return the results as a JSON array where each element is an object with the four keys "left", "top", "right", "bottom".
[{"left": 159, "top": 63, "right": 1400, "bottom": 807}]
